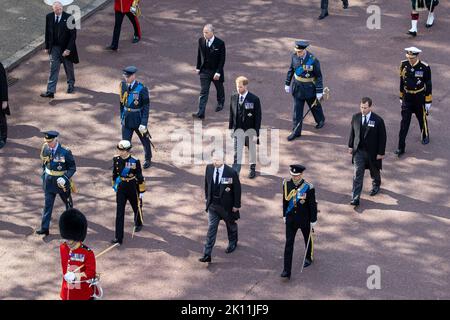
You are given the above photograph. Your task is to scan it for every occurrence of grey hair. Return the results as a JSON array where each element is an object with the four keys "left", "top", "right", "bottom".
[{"left": 203, "top": 24, "right": 214, "bottom": 33}]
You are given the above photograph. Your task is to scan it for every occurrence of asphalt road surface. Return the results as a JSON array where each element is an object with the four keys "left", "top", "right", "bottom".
[{"left": 0, "top": 0, "right": 449, "bottom": 299}]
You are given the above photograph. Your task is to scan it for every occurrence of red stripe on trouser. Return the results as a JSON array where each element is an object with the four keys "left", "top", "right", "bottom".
[{"left": 134, "top": 16, "right": 141, "bottom": 38}]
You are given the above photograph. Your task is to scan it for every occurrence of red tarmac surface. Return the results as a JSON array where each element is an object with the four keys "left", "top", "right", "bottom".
[{"left": 0, "top": 0, "right": 449, "bottom": 299}]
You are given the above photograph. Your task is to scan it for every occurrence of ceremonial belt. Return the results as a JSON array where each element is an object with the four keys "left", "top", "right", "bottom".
[
  {"left": 120, "top": 176, "right": 136, "bottom": 182},
  {"left": 45, "top": 168, "right": 66, "bottom": 176},
  {"left": 294, "top": 75, "right": 315, "bottom": 82},
  {"left": 125, "top": 108, "right": 141, "bottom": 112},
  {"left": 404, "top": 87, "right": 425, "bottom": 94}
]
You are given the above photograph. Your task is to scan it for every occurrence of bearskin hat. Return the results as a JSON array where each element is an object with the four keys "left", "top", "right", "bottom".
[{"left": 59, "top": 208, "right": 88, "bottom": 241}]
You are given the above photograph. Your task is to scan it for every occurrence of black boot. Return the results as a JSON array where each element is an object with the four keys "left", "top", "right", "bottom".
[{"left": 318, "top": 10, "right": 329, "bottom": 20}]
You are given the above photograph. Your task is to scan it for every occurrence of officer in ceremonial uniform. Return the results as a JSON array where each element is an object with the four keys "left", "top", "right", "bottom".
[
  {"left": 395, "top": 47, "right": 432, "bottom": 157},
  {"left": 36, "top": 131, "right": 76, "bottom": 236},
  {"left": 285, "top": 40, "right": 325, "bottom": 141},
  {"left": 119, "top": 66, "right": 152, "bottom": 168},
  {"left": 281, "top": 165, "right": 318, "bottom": 280},
  {"left": 59, "top": 208, "right": 99, "bottom": 300},
  {"left": 408, "top": 0, "right": 439, "bottom": 37},
  {"left": 111, "top": 140, "right": 146, "bottom": 245}
]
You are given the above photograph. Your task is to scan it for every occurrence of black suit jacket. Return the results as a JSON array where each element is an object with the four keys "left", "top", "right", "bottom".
[
  {"left": 228, "top": 91, "right": 262, "bottom": 136},
  {"left": 0, "top": 62, "right": 10, "bottom": 115},
  {"left": 348, "top": 112, "right": 387, "bottom": 169},
  {"left": 282, "top": 179, "right": 317, "bottom": 228},
  {"left": 205, "top": 164, "right": 241, "bottom": 219},
  {"left": 45, "top": 12, "right": 79, "bottom": 63},
  {"left": 196, "top": 36, "right": 226, "bottom": 82}
]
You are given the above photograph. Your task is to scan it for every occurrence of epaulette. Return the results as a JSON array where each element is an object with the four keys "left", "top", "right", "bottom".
[
  {"left": 421, "top": 61, "right": 429, "bottom": 67},
  {"left": 131, "top": 155, "right": 139, "bottom": 160},
  {"left": 60, "top": 144, "right": 70, "bottom": 151},
  {"left": 81, "top": 244, "right": 92, "bottom": 251},
  {"left": 304, "top": 180, "right": 314, "bottom": 189}
]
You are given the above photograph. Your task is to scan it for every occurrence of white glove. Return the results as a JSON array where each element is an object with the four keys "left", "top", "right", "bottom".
[
  {"left": 1, "top": 101, "right": 7, "bottom": 109},
  {"left": 283, "top": 217, "right": 286, "bottom": 224},
  {"left": 139, "top": 193, "right": 144, "bottom": 199},
  {"left": 130, "top": 6, "right": 137, "bottom": 14},
  {"left": 316, "top": 93, "right": 323, "bottom": 100},
  {"left": 310, "top": 221, "right": 317, "bottom": 227},
  {"left": 284, "top": 85, "right": 290, "bottom": 93},
  {"left": 399, "top": 99, "right": 403, "bottom": 105},
  {"left": 64, "top": 272, "right": 76, "bottom": 283},
  {"left": 138, "top": 125, "right": 146, "bottom": 135},
  {"left": 57, "top": 177, "right": 66, "bottom": 188},
  {"left": 425, "top": 103, "right": 431, "bottom": 112}
]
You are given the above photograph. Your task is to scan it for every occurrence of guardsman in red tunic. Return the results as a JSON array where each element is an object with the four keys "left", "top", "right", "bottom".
[
  {"left": 59, "top": 208, "right": 98, "bottom": 300},
  {"left": 106, "top": 0, "right": 142, "bottom": 51}
]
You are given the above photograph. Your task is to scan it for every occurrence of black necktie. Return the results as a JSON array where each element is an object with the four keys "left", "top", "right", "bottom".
[
  {"left": 215, "top": 169, "right": 219, "bottom": 185},
  {"left": 56, "top": 16, "right": 60, "bottom": 24},
  {"left": 363, "top": 115, "right": 367, "bottom": 126},
  {"left": 239, "top": 95, "right": 244, "bottom": 104}
]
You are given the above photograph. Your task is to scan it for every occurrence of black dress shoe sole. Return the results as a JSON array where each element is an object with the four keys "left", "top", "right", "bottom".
[
  {"left": 370, "top": 189, "right": 380, "bottom": 196},
  {"left": 40, "top": 93, "right": 54, "bottom": 98},
  {"left": 407, "top": 31, "right": 417, "bottom": 37}
]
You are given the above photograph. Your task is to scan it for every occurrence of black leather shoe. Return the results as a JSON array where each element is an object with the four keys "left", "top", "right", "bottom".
[
  {"left": 36, "top": 229, "right": 49, "bottom": 236},
  {"left": 303, "top": 258, "right": 312, "bottom": 268},
  {"left": 280, "top": 270, "right": 291, "bottom": 279},
  {"left": 342, "top": 0, "right": 349, "bottom": 9},
  {"left": 248, "top": 169, "right": 256, "bottom": 179},
  {"left": 0, "top": 140, "right": 5, "bottom": 149},
  {"left": 215, "top": 105, "right": 224, "bottom": 112},
  {"left": 132, "top": 36, "right": 140, "bottom": 43},
  {"left": 143, "top": 160, "right": 151, "bottom": 169},
  {"left": 318, "top": 11, "right": 329, "bottom": 20},
  {"left": 394, "top": 149, "right": 405, "bottom": 157},
  {"left": 106, "top": 45, "right": 118, "bottom": 51},
  {"left": 192, "top": 113, "right": 205, "bottom": 120},
  {"left": 407, "top": 30, "right": 417, "bottom": 37},
  {"left": 422, "top": 137, "right": 430, "bottom": 145},
  {"left": 67, "top": 86, "right": 74, "bottom": 94},
  {"left": 225, "top": 244, "right": 237, "bottom": 254},
  {"left": 315, "top": 120, "right": 325, "bottom": 129},
  {"left": 425, "top": 23, "right": 434, "bottom": 28},
  {"left": 111, "top": 238, "right": 122, "bottom": 245},
  {"left": 287, "top": 132, "right": 300, "bottom": 141},
  {"left": 370, "top": 186, "right": 380, "bottom": 196},
  {"left": 199, "top": 255, "right": 211, "bottom": 263},
  {"left": 134, "top": 225, "right": 143, "bottom": 232},
  {"left": 40, "top": 92, "right": 54, "bottom": 98},
  {"left": 350, "top": 199, "right": 360, "bottom": 206}
]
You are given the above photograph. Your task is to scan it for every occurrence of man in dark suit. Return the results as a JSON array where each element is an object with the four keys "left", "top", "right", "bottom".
[
  {"left": 319, "top": 0, "right": 349, "bottom": 19},
  {"left": 281, "top": 165, "right": 318, "bottom": 280},
  {"left": 41, "top": 1, "right": 79, "bottom": 98},
  {"left": 0, "top": 62, "right": 10, "bottom": 149},
  {"left": 192, "top": 24, "right": 226, "bottom": 120},
  {"left": 229, "top": 76, "right": 262, "bottom": 178},
  {"left": 348, "top": 97, "right": 387, "bottom": 207},
  {"left": 199, "top": 153, "right": 241, "bottom": 263}
]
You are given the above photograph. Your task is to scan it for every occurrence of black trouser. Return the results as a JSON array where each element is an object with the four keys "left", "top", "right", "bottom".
[
  {"left": 111, "top": 11, "right": 141, "bottom": 49},
  {"left": 398, "top": 95, "right": 429, "bottom": 151},
  {"left": 352, "top": 149, "right": 381, "bottom": 200},
  {"left": 122, "top": 126, "right": 152, "bottom": 161},
  {"left": 115, "top": 182, "right": 143, "bottom": 242},
  {"left": 292, "top": 95, "right": 325, "bottom": 136},
  {"left": 0, "top": 110, "right": 7, "bottom": 142},
  {"left": 283, "top": 219, "right": 313, "bottom": 274},
  {"left": 197, "top": 70, "right": 225, "bottom": 116}
]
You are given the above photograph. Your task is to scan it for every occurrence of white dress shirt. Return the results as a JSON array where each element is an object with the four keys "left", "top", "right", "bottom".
[
  {"left": 239, "top": 91, "right": 248, "bottom": 104},
  {"left": 213, "top": 165, "right": 224, "bottom": 184},
  {"left": 362, "top": 112, "right": 372, "bottom": 125}
]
